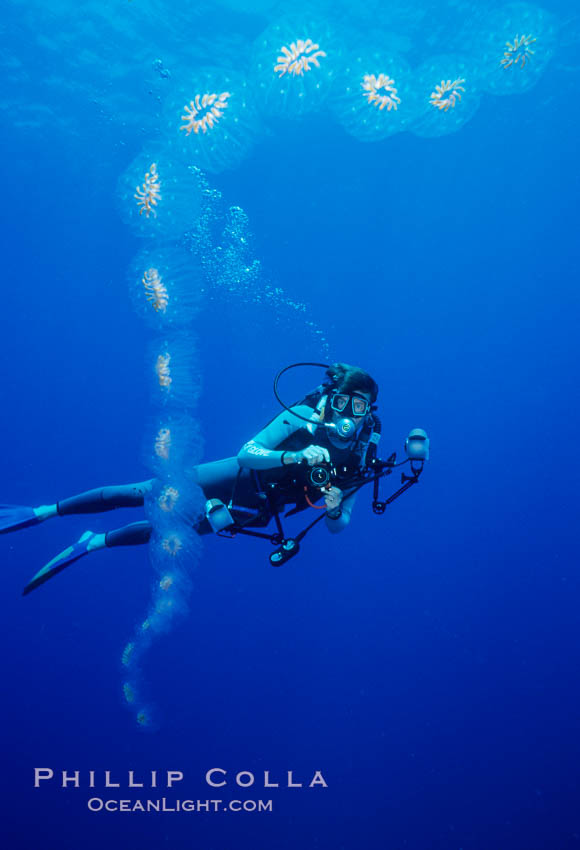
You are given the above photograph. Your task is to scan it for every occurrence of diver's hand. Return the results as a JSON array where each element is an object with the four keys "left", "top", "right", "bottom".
[
  {"left": 297, "top": 445, "right": 331, "bottom": 466},
  {"left": 324, "top": 486, "right": 343, "bottom": 513}
]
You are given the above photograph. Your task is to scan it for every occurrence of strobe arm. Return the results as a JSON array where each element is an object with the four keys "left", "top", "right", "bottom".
[
  {"left": 371, "top": 428, "right": 429, "bottom": 513},
  {"left": 372, "top": 462, "right": 423, "bottom": 514}
]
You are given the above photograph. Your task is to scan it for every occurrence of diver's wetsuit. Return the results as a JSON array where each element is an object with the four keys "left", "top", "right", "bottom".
[{"left": 55, "top": 404, "right": 364, "bottom": 549}]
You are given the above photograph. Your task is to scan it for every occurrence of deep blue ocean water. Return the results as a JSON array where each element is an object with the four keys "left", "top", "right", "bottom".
[{"left": 1, "top": 1, "right": 579, "bottom": 848}]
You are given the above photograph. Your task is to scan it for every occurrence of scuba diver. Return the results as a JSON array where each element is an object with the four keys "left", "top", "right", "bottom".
[{"left": 0, "top": 362, "right": 429, "bottom": 593}]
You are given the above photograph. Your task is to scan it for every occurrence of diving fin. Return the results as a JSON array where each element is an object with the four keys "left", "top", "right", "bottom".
[
  {"left": 0, "top": 504, "right": 40, "bottom": 534},
  {"left": 22, "top": 531, "right": 95, "bottom": 596}
]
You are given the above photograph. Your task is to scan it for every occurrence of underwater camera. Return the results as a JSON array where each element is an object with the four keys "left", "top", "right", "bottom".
[{"left": 307, "top": 463, "right": 336, "bottom": 489}]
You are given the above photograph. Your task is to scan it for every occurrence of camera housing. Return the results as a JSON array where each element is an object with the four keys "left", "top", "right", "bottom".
[{"left": 307, "top": 463, "right": 335, "bottom": 489}]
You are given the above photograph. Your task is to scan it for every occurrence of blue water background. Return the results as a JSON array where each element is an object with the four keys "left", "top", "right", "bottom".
[{"left": 1, "top": 1, "right": 579, "bottom": 848}]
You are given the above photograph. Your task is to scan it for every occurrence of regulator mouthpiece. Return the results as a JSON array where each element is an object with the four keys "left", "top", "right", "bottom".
[
  {"left": 405, "top": 428, "right": 430, "bottom": 461},
  {"left": 331, "top": 418, "right": 357, "bottom": 441}
]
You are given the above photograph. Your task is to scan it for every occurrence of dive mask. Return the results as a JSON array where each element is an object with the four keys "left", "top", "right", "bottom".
[{"left": 330, "top": 393, "right": 370, "bottom": 418}]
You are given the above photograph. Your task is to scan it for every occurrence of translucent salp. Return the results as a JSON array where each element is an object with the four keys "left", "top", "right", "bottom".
[
  {"left": 329, "top": 48, "right": 418, "bottom": 141},
  {"left": 163, "top": 67, "right": 260, "bottom": 173},
  {"left": 409, "top": 54, "right": 482, "bottom": 138},
  {"left": 251, "top": 16, "right": 341, "bottom": 119},
  {"left": 129, "top": 242, "right": 205, "bottom": 329},
  {"left": 118, "top": 148, "right": 202, "bottom": 238}
]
